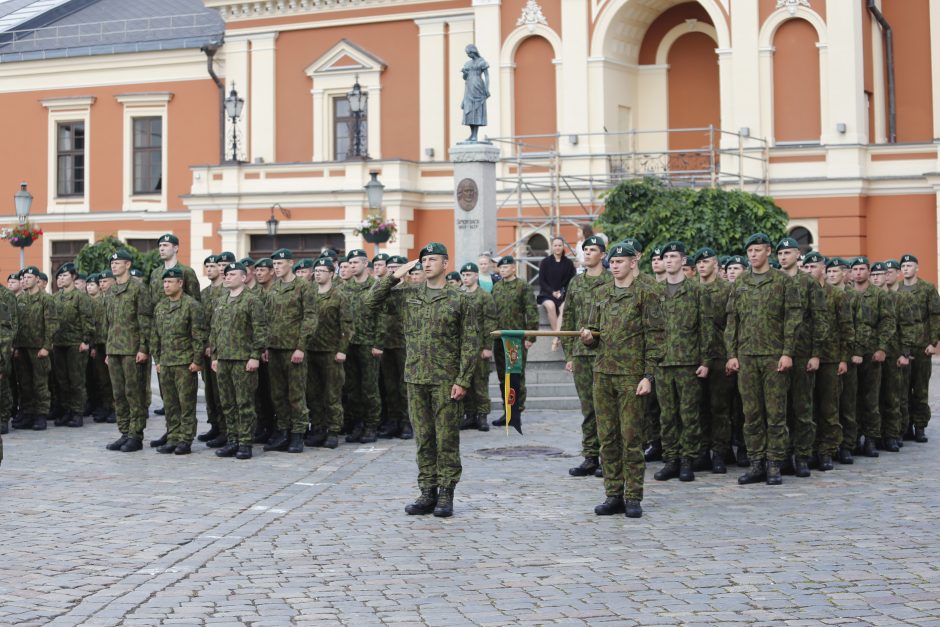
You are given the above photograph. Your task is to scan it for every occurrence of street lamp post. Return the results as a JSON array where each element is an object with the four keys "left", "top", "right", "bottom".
[
  {"left": 347, "top": 76, "right": 367, "bottom": 159},
  {"left": 267, "top": 203, "right": 281, "bottom": 250},
  {"left": 364, "top": 171, "right": 385, "bottom": 256},
  {"left": 13, "top": 182, "right": 32, "bottom": 270},
  {"left": 224, "top": 83, "right": 245, "bottom": 163}
]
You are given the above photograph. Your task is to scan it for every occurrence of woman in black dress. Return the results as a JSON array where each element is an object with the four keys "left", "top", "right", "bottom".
[{"left": 537, "top": 236, "right": 576, "bottom": 332}]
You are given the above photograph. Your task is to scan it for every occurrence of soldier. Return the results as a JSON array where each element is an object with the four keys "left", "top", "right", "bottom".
[
  {"left": 725, "top": 233, "right": 801, "bottom": 486},
  {"left": 650, "top": 245, "right": 667, "bottom": 283},
  {"left": 306, "top": 257, "right": 352, "bottom": 449},
  {"left": 408, "top": 262, "right": 425, "bottom": 284},
  {"left": 850, "top": 257, "right": 895, "bottom": 458},
  {"left": 726, "top": 256, "right": 747, "bottom": 282},
  {"left": 12, "top": 267, "right": 57, "bottom": 431},
  {"left": 263, "top": 248, "right": 317, "bottom": 454},
  {"left": 870, "top": 265, "right": 886, "bottom": 289},
  {"left": 252, "top": 257, "right": 276, "bottom": 443},
  {"left": 149, "top": 234, "right": 201, "bottom": 304},
  {"left": 240, "top": 258, "right": 258, "bottom": 289},
  {"left": 898, "top": 253, "right": 940, "bottom": 443},
  {"left": 0, "top": 279, "right": 17, "bottom": 436},
  {"left": 561, "top": 235, "right": 612, "bottom": 476},
  {"left": 51, "top": 263, "right": 94, "bottom": 428},
  {"left": 129, "top": 268, "right": 145, "bottom": 283},
  {"left": 695, "top": 246, "right": 734, "bottom": 472},
  {"left": 460, "top": 262, "right": 498, "bottom": 432},
  {"left": 98, "top": 270, "right": 114, "bottom": 293},
  {"left": 365, "top": 244, "right": 479, "bottom": 518},
  {"left": 151, "top": 267, "right": 207, "bottom": 455},
  {"left": 7, "top": 272, "right": 20, "bottom": 296},
  {"left": 293, "top": 258, "right": 314, "bottom": 281},
  {"left": 642, "top": 244, "right": 666, "bottom": 464},
  {"left": 197, "top": 254, "right": 228, "bottom": 448},
  {"left": 880, "top": 259, "right": 917, "bottom": 452},
  {"left": 210, "top": 263, "right": 268, "bottom": 460},
  {"left": 103, "top": 250, "right": 152, "bottom": 452},
  {"left": 374, "top": 255, "right": 411, "bottom": 439},
  {"left": 579, "top": 243, "right": 663, "bottom": 519},
  {"left": 86, "top": 274, "right": 114, "bottom": 424},
  {"left": 445, "top": 271, "right": 462, "bottom": 287},
  {"left": 682, "top": 257, "right": 697, "bottom": 280},
  {"left": 338, "top": 256, "right": 352, "bottom": 283},
  {"left": 342, "top": 248, "right": 382, "bottom": 443},
  {"left": 372, "top": 253, "right": 389, "bottom": 279},
  {"left": 491, "top": 256, "right": 538, "bottom": 426},
  {"left": 826, "top": 257, "right": 860, "bottom": 464}
]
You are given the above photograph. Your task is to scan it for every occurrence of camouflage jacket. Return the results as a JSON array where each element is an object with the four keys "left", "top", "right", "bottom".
[
  {"left": 201, "top": 283, "right": 225, "bottom": 327},
  {"left": 725, "top": 269, "right": 802, "bottom": 358},
  {"left": 15, "top": 290, "right": 58, "bottom": 350},
  {"left": 90, "top": 294, "right": 108, "bottom": 345},
  {"left": 365, "top": 275, "right": 479, "bottom": 388},
  {"left": 267, "top": 277, "right": 318, "bottom": 351},
  {"left": 660, "top": 278, "right": 711, "bottom": 367},
  {"left": 0, "top": 285, "right": 18, "bottom": 348},
  {"left": 309, "top": 284, "right": 353, "bottom": 354},
  {"left": 852, "top": 284, "right": 895, "bottom": 356},
  {"left": 560, "top": 270, "right": 613, "bottom": 359},
  {"left": 463, "top": 286, "right": 498, "bottom": 352},
  {"left": 899, "top": 278, "right": 940, "bottom": 348},
  {"left": 105, "top": 279, "right": 152, "bottom": 356},
  {"left": 819, "top": 283, "right": 856, "bottom": 364},
  {"left": 151, "top": 295, "right": 207, "bottom": 367},
  {"left": 589, "top": 280, "right": 665, "bottom": 377},
  {"left": 209, "top": 289, "right": 268, "bottom": 361},
  {"left": 345, "top": 275, "right": 377, "bottom": 346},
  {"left": 790, "top": 270, "right": 831, "bottom": 358},
  {"left": 52, "top": 288, "right": 95, "bottom": 346},
  {"left": 492, "top": 277, "right": 538, "bottom": 340},
  {"left": 149, "top": 262, "right": 201, "bottom": 310},
  {"left": 700, "top": 279, "right": 731, "bottom": 361},
  {"left": 883, "top": 288, "right": 918, "bottom": 357},
  {"left": 376, "top": 285, "right": 405, "bottom": 350}
]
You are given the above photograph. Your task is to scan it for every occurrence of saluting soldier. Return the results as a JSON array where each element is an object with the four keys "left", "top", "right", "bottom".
[
  {"left": 342, "top": 248, "right": 382, "bottom": 443},
  {"left": 365, "top": 244, "right": 479, "bottom": 518},
  {"left": 52, "top": 263, "right": 94, "bottom": 428},
  {"left": 151, "top": 267, "right": 207, "bottom": 455},
  {"left": 898, "top": 253, "right": 940, "bottom": 443},
  {"left": 87, "top": 273, "right": 115, "bottom": 423},
  {"left": 491, "top": 256, "right": 538, "bottom": 426},
  {"left": 375, "top": 255, "right": 410, "bottom": 439},
  {"left": 0, "top": 279, "right": 17, "bottom": 436},
  {"left": 198, "top": 254, "right": 228, "bottom": 448},
  {"left": 459, "top": 261, "right": 498, "bottom": 433},
  {"left": 13, "top": 266, "right": 57, "bottom": 431}
]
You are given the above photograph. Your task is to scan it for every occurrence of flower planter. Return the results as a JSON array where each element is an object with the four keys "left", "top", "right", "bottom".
[
  {"left": 362, "top": 230, "right": 392, "bottom": 244},
  {"left": 9, "top": 235, "right": 33, "bottom": 248}
]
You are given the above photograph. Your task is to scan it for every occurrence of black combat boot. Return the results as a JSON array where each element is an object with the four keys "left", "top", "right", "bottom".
[
  {"left": 53, "top": 411, "right": 70, "bottom": 427},
  {"left": 569, "top": 456, "right": 599, "bottom": 477},
  {"left": 215, "top": 442, "right": 238, "bottom": 457},
  {"left": 0, "top": 419, "right": 7, "bottom": 435},
  {"left": 197, "top": 425, "right": 220, "bottom": 442},
  {"left": 254, "top": 426, "right": 271, "bottom": 444},
  {"left": 737, "top": 460, "right": 766, "bottom": 485},
  {"left": 624, "top": 499, "right": 643, "bottom": 519},
  {"left": 378, "top": 422, "right": 401, "bottom": 439},
  {"left": 235, "top": 445, "right": 252, "bottom": 460},
  {"left": 106, "top": 434, "right": 129, "bottom": 451},
  {"left": 691, "top": 450, "right": 711, "bottom": 472},
  {"left": 105, "top": 411, "right": 116, "bottom": 424},
  {"left": 433, "top": 487, "right": 454, "bottom": 517},
  {"left": 359, "top": 430, "right": 377, "bottom": 444},
  {"left": 305, "top": 429, "right": 327, "bottom": 447},
  {"left": 593, "top": 496, "right": 625, "bottom": 516},
  {"left": 154, "top": 407, "right": 165, "bottom": 416},
  {"left": 66, "top": 412, "right": 83, "bottom": 428},
  {"left": 818, "top": 454, "right": 834, "bottom": 471},
  {"left": 263, "top": 430, "right": 289, "bottom": 452},
  {"left": 644, "top": 440, "right": 663, "bottom": 462},
  {"left": 459, "top": 413, "right": 476, "bottom": 430},
  {"left": 794, "top": 456, "right": 811, "bottom": 478},
  {"left": 862, "top": 437, "right": 879, "bottom": 457},
  {"left": 903, "top": 424, "right": 916, "bottom": 441},
  {"left": 914, "top": 426, "right": 928, "bottom": 443},
  {"left": 150, "top": 432, "right": 169, "bottom": 448},
  {"left": 345, "top": 424, "right": 363, "bottom": 443},
  {"left": 405, "top": 486, "right": 438, "bottom": 515},
  {"left": 120, "top": 437, "right": 143, "bottom": 452},
  {"left": 287, "top": 432, "right": 304, "bottom": 453},
  {"left": 735, "top": 443, "right": 750, "bottom": 467},
  {"left": 399, "top": 422, "right": 413, "bottom": 439},
  {"left": 92, "top": 407, "right": 109, "bottom": 423},
  {"left": 594, "top": 466, "right": 604, "bottom": 478},
  {"left": 32, "top": 414, "right": 47, "bottom": 430},
  {"left": 323, "top": 434, "right": 339, "bottom": 449},
  {"left": 711, "top": 451, "right": 727, "bottom": 474},
  {"left": 654, "top": 459, "right": 680, "bottom": 481},
  {"left": 492, "top": 413, "right": 506, "bottom": 426},
  {"left": 678, "top": 457, "right": 695, "bottom": 482},
  {"left": 174, "top": 442, "right": 192, "bottom": 455},
  {"left": 206, "top": 433, "right": 228, "bottom": 449},
  {"left": 476, "top": 413, "right": 490, "bottom": 432},
  {"left": 49, "top": 405, "right": 65, "bottom": 425},
  {"left": 837, "top": 446, "right": 855, "bottom": 464},
  {"left": 765, "top": 461, "right": 783, "bottom": 485},
  {"left": 156, "top": 443, "right": 177, "bottom": 454},
  {"left": 780, "top": 455, "right": 795, "bottom": 475},
  {"left": 883, "top": 437, "right": 900, "bottom": 452}
]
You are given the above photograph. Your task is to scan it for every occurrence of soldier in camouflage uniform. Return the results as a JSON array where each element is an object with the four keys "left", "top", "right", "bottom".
[
  {"left": 52, "top": 263, "right": 94, "bottom": 428},
  {"left": 375, "top": 255, "right": 410, "bottom": 439},
  {"left": 580, "top": 243, "right": 664, "bottom": 519},
  {"left": 343, "top": 248, "right": 382, "bottom": 443},
  {"left": 826, "top": 257, "right": 861, "bottom": 464},
  {"left": 898, "top": 253, "right": 940, "bottom": 443},
  {"left": 365, "top": 243, "right": 479, "bottom": 518},
  {"left": 0, "top": 281, "right": 17, "bottom": 436},
  {"left": 491, "top": 255, "right": 538, "bottom": 425},
  {"left": 252, "top": 257, "right": 276, "bottom": 442},
  {"left": 103, "top": 250, "right": 152, "bottom": 452},
  {"left": 198, "top": 253, "right": 229, "bottom": 448},
  {"left": 86, "top": 274, "right": 115, "bottom": 423},
  {"left": 725, "top": 233, "right": 802, "bottom": 486},
  {"left": 210, "top": 263, "right": 268, "bottom": 460},
  {"left": 880, "top": 260, "right": 918, "bottom": 451},
  {"left": 151, "top": 267, "right": 207, "bottom": 455},
  {"left": 640, "top": 244, "right": 666, "bottom": 465},
  {"left": 13, "top": 266, "right": 57, "bottom": 431},
  {"left": 459, "top": 262, "right": 498, "bottom": 433},
  {"left": 262, "top": 248, "right": 317, "bottom": 454}
]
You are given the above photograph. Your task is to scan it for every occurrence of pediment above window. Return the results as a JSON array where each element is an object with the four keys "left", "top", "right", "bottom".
[{"left": 305, "top": 39, "right": 387, "bottom": 78}]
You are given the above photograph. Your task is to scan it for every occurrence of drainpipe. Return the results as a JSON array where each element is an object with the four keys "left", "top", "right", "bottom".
[
  {"left": 201, "top": 40, "right": 226, "bottom": 163},
  {"left": 868, "top": 0, "right": 896, "bottom": 143}
]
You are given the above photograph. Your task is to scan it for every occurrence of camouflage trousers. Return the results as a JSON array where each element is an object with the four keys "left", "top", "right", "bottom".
[
  {"left": 856, "top": 357, "right": 882, "bottom": 439},
  {"left": 216, "top": 360, "right": 258, "bottom": 446},
  {"left": 53, "top": 345, "right": 88, "bottom": 414},
  {"left": 381, "top": 348, "right": 409, "bottom": 429},
  {"left": 909, "top": 353, "right": 932, "bottom": 428},
  {"left": 493, "top": 340, "right": 527, "bottom": 413},
  {"left": 571, "top": 356, "right": 599, "bottom": 458},
  {"left": 738, "top": 355, "right": 789, "bottom": 462},
  {"left": 203, "top": 364, "right": 225, "bottom": 435},
  {"left": 90, "top": 344, "right": 113, "bottom": 411},
  {"left": 658, "top": 365, "right": 703, "bottom": 460},
  {"left": 158, "top": 365, "right": 198, "bottom": 445},
  {"left": 786, "top": 361, "right": 816, "bottom": 458},
  {"left": 308, "top": 352, "right": 345, "bottom": 436},
  {"left": 343, "top": 345, "right": 381, "bottom": 431},
  {"left": 268, "top": 349, "right": 309, "bottom": 435},
  {"left": 108, "top": 355, "right": 148, "bottom": 440},
  {"left": 813, "top": 363, "right": 842, "bottom": 456},
  {"left": 899, "top": 360, "right": 913, "bottom": 435},
  {"left": 879, "top": 358, "right": 908, "bottom": 440},
  {"left": 701, "top": 359, "right": 733, "bottom": 456},
  {"left": 464, "top": 356, "right": 492, "bottom": 417},
  {"left": 643, "top": 385, "right": 661, "bottom": 446},
  {"left": 0, "top": 347, "right": 12, "bottom": 422},
  {"left": 14, "top": 349, "right": 51, "bottom": 414},
  {"left": 407, "top": 382, "right": 462, "bottom": 489},
  {"left": 840, "top": 363, "right": 858, "bottom": 450},
  {"left": 256, "top": 361, "right": 275, "bottom": 435},
  {"left": 594, "top": 372, "right": 645, "bottom": 501}
]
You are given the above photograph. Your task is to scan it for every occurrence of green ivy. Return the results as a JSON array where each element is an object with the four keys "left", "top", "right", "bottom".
[{"left": 74, "top": 235, "right": 161, "bottom": 282}]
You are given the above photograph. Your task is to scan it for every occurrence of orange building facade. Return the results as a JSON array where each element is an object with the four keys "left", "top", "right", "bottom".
[{"left": 1, "top": 0, "right": 939, "bottom": 281}]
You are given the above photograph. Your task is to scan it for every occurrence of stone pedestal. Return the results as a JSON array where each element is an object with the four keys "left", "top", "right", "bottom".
[{"left": 449, "top": 142, "right": 500, "bottom": 267}]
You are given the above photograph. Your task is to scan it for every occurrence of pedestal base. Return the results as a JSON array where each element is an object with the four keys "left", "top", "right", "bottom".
[{"left": 450, "top": 143, "right": 500, "bottom": 267}]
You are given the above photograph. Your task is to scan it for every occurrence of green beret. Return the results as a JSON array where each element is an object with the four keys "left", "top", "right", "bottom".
[
  {"left": 419, "top": 242, "right": 448, "bottom": 260},
  {"left": 460, "top": 262, "right": 479, "bottom": 273},
  {"left": 268, "top": 248, "right": 291, "bottom": 261},
  {"left": 223, "top": 262, "right": 247, "bottom": 274},
  {"left": 110, "top": 249, "right": 133, "bottom": 262},
  {"left": 496, "top": 256, "right": 515, "bottom": 266},
  {"left": 662, "top": 241, "right": 686, "bottom": 255},
  {"left": 775, "top": 237, "right": 800, "bottom": 252},
  {"left": 768, "top": 258, "right": 780, "bottom": 269},
  {"left": 217, "top": 251, "right": 236, "bottom": 264},
  {"left": 726, "top": 255, "right": 748, "bottom": 268},
  {"left": 744, "top": 233, "right": 772, "bottom": 249},
  {"left": 100, "top": 270, "right": 114, "bottom": 279},
  {"left": 77, "top": 273, "right": 87, "bottom": 281},
  {"left": 409, "top": 262, "right": 423, "bottom": 273},
  {"left": 826, "top": 257, "right": 846, "bottom": 269},
  {"left": 870, "top": 262, "right": 886, "bottom": 273},
  {"left": 389, "top": 255, "right": 408, "bottom": 265},
  {"left": 607, "top": 243, "right": 637, "bottom": 259},
  {"left": 884, "top": 259, "right": 900, "bottom": 270},
  {"left": 900, "top": 253, "right": 918, "bottom": 264},
  {"left": 693, "top": 247, "right": 717, "bottom": 263},
  {"left": 129, "top": 268, "right": 144, "bottom": 278},
  {"left": 22, "top": 266, "right": 41, "bottom": 276},
  {"left": 321, "top": 248, "right": 339, "bottom": 258},
  {"left": 718, "top": 255, "right": 730, "bottom": 267},
  {"left": 294, "top": 258, "right": 314, "bottom": 270},
  {"left": 582, "top": 235, "right": 606, "bottom": 252},
  {"left": 255, "top": 258, "right": 273, "bottom": 269},
  {"left": 347, "top": 248, "right": 368, "bottom": 260},
  {"left": 162, "top": 267, "right": 184, "bottom": 280},
  {"left": 372, "top": 253, "right": 390, "bottom": 263},
  {"left": 239, "top": 257, "right": 256, "bottom": 267},
  {"left": 650, "top": 245, "right": 664, "bottom": 260},
  {"left": 313, "top": 257, "right": 334, "bottom": 270},
  {"left": 850, "top": 256, "right": 870, "bottom": 268},
  {"left": 204, "top": 255, "right": 217, "bottom": 265},
  {"left": 86, "top": 273, "right": 99, "bottom": 284},
  {"left": 158, "top": 233, "right": 179, "bottom": 246},
  {"left": 445, "top": 271, "right": 461, "bottom": 282},
  {"left": 7, "top": 273, "right": 18, "bottom": 281},
  {"left": 56, "top": 262, "right": 76, "bottom": 276},
  {"left": 621, "top": 238, "right": 644, "bottom": 254},
  {"left": 802, "top": 251, "right": 825, "bottom": 265},
  {"left": 684, "top": 257, "right": 696, "bottom": 268}
]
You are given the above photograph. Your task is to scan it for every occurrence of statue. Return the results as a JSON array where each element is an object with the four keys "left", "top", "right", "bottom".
[{"left": 460, "top": 44, "right": 490, "bottom": 143}]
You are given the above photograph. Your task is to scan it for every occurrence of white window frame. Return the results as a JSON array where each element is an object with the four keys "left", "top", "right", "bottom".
[
  {"left": 42, "top": 231, "right": 95, "bottom": 279},
  {"left": 41, "top": 96, "right": 95, "bottom": 214},
  {"left": 116, "top": 92, "right": 172, "bottom": 212}
]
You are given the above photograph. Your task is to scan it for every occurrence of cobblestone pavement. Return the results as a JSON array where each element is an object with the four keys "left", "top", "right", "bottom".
[{"left": 2, "top": 371, "right": 940, "bottom": 626}]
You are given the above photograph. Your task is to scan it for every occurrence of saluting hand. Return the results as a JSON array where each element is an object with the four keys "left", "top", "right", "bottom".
[{"left": 393, "top": 259, "right": 420, "bottom": 279}]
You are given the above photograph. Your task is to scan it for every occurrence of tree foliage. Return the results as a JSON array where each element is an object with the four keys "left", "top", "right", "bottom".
[
  {"left": 74, "top": 235, "right": 160, "bottom": 281},
  {"left": 596, "top": 178, "right": 789, "bottom": 257}
]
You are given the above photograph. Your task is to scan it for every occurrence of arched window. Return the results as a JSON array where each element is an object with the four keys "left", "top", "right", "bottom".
[
  {"left": 513, "top": 36, "right": 557, "bottom": 151},
  {"left": 789, "top": 226, "right": 814, "bottom": 254},
  {"left": 773, "top": 19, "right": 821, "bottom": 144},
  {"left": 526, "top": 232, "right": 549, "bottom": 283}
]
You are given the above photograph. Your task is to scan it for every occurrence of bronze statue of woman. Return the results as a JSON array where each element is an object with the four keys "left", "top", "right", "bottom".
[{"left": 460, "top": 44, "right": 490, "bottom": 143}]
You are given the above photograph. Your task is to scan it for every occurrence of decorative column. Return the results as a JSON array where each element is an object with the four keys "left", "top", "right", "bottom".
[{"left": 450, "top": 143, "right": 500, "bottom": 266}]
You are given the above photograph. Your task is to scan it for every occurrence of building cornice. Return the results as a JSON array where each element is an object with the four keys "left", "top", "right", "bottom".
[{"left": 205, "top": 0, "right": 454, "bottom": 22}]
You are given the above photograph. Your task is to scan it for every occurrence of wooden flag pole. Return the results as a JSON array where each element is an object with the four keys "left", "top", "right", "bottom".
[{"left": 489, "top": 330, "right": 599, "bottom": 337}]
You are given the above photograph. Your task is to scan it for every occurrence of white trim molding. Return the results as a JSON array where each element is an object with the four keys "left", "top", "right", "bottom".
[
  {"left": 41, "top": 96, "right": 95, "bottom": 215},
  {"left": 115, "top": 92, "right": 173, "bottom": 213},
  {"left": 41, "top": 230, "right": 95, "bottom": 280}
]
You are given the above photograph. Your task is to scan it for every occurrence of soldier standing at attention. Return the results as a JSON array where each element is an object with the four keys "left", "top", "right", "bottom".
[
  {"left": 650, "top": 245, "right": 667, "bottom": 283},
  {"left": 880, "top": 259, "right": 917, "bottom": 452},
  {"left": 372, "top": 253, "right": 389, "bottom": 279},
  {"left": 306, "top": 257, "right": 352, "bottom": 449},
  {"left": 86, "top": 274, "right": 115, "bottom": 424},
  {"left": 826, "top": 257, "right": 860, "bottom": 464},
  {"left": 725, "top": 233, "right": 801, "bottom": 486},
  {"left": 52, "top": 263, "right": 94, "bottom": 428},
  {"left": 151, "top": 267, "right": 207, "bottom": 455},
  {"left": 210, "top": 263, "right": 268, "bottom": 460},
  {"left": 241, "top": 258, "right": 258, "bottom": 290},
  {"left": 252, "top": 257, "right": 276, "bottom": 443},
  {"left": 641, "top": 244, "right": 666, "bottom": 464},
  {"left": 262, "top": 248, "right": 317, "bottom": 454},
  {"left": 491, "top": 256, "right": 538, "bottom": 426},
  {"left": 104, "top": 250, "right": 152, "bottom": 452},
  {"left": 579, "top": 243, "right": 664, "bottom": 519},
  {"left": 459, "top": 262, "right": 497, "bottom": 433},
  {"left": 13, "top": 267, "right": 57, "bottom": 431},
  {"left": 0, "top": 279, "right": 17, "bottom": 436},
  {"left": 898, "top": 253, "right": 940, "bottom": 443},
  {"left": 198, "top": 254, "right": 228, "bottom": 448},
  {"left": 561, "top": 236, "right": 612, "bottom": 477},
  {"left": 374, "top": 256, "right": 410, "bottom": 439},
  {"left": 365, "top": 244, "right": 479, "bottom": 518},
  {"left": 343, "top": 249, "right": 382, "bottom": 443}
]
